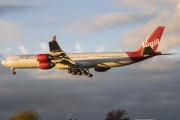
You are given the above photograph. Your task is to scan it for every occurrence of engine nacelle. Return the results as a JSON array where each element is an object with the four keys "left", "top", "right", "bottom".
[
  {"left": 37, "top": 54, "right": 52, "bottom": 62},
  {"left": 94, "top": 67, "right": 110, "bottom": 72},
  {"left": 38, "top": 62, "right": 54, "bottom": 69}
]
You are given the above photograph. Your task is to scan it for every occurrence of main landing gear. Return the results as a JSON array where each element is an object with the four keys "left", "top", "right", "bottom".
[
  {"left": 11, "top": 68, "right": 16, "bottom": 75},
  {"left": 67, "top": 68, "right": 93, "bottom": 78}
]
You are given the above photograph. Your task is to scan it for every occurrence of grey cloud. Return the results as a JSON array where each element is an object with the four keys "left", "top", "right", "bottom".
[
  {"left": 72, "top": 13, "right": 153, "bottom": 33},
  {"left": 0, "top": 53, "right": 4, "bottom": 58},
  {"left": 121, "top": 2, "right": 180, "bottom": 51},
  {"left": 0, "top": 55, "right": 180, "bottom": 120},
  {"left": 113, "top": 0, "right": 179, "bottom": 12},
  {"left": 71, "top": 0, "right": 179, "bottom": 34},
  {"left": 0, "top": 4, "right": 34, "bottom": 16},
  {"left": 0, "top": 2, "right": 41, "bottom": 43},
  {"left": 0, "top": 0, "right": 45, "bottom": 16}
]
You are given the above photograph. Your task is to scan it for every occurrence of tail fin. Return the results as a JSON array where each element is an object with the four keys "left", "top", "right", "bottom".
[{"left": 134, "top": 26, "right": 165, "bottom": 52}]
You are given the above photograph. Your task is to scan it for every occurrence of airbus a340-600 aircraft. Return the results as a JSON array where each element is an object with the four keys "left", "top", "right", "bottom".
[{"left": 2, "top": 26, "right": 172, "bottom": 77}]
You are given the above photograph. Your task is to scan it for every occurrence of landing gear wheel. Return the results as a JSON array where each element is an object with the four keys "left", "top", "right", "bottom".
[
  {"left": 77, "top": 72, "right": 82, "bottom": 75},
  {"left": 11, "top": 68, "right": 16, "bottom": 75},
  {"left": 68, "top": 69, "right": 72, "bottom": 73},
  {"left": 90, "top": 74, "right": 93, "bottom": 77},
  {"left": 84, "top": 72, "right": 88, "bottom": 76},
  {"left": 87, "top": 73, "right": 93, "bottom": 78},
  {"left": 12, "top": 71, "right": 16, "bottom": 75},
  {"left": 81, "top": 69, "right": 85, "bottom": 74},
  {"left": 72, "top": 72, "right": 77, "bottom": 75}
]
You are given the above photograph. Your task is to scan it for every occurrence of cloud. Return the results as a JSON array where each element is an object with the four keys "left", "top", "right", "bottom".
[
  {"left": 0, "top": 55, "right": 180, "bottom": 120},
  {"left": 47, "top": 16, "right": 67, "bottom": 23},
  {"left": 112, "top": 0, "right": 179, "bottom": 13},
  {"left": 95, "top": 46, "right": 106, "bottom": 52},
  {"left": 0, "top": 0, "right": 43, "bottom": 16},
  {"left": 5, "top": 48, "right": 11, "bottom": 52},
  {"left": 75, "top": 43, "right": 83, "bottom": 53},
  {"left": 30, "top": 69, "right": 90, "bottom": 81},
  {"left": 19, "top": 46, "right": 28, "bottom": 54},
  {"left": 72, "top": 12, "right": 152, "bottom": 33},
  {"left": 0, "top": 5, "right": 33, "bottom": 16},
  {"left": 0, "top": 1, "right": 44, "bottom": 43},
  {"left": 72, "top": 0, "right": 177, "bottom": 34},
  {"left": 121, "top": 2, "right": 180, "bottom": 51},
  {"left": 40, "top": 42, "right": 49, "bottom": 52},
  {"left": 0, "top": 53, "right": 4, "bottom": 58},
  {"left": 0, "top": 20, "right": 21, "bottom": 42}
]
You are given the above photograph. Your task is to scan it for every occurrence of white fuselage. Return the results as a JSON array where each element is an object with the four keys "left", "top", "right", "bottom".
[{"left": 2, "top": 52, "right": 135, "bottom": 69}]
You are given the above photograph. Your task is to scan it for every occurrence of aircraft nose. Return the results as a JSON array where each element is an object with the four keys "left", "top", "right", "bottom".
[
  {"left": 2, "top": 59, "right": 11, "bottom": 67},
  {"left": 1, "top": 59, "right": 7, "bottom": 66},
  {"left": 1, "top": 60, "right": 5, "bottom": 65}
]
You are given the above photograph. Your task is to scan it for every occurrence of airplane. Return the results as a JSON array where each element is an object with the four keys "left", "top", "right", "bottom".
[{"left": 1, "top": 26, "right": 173, "bottom": 77}]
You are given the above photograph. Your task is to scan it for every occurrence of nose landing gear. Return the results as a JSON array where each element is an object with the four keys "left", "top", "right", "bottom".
[{"left": 11, "top": 68, "right": 16, "bottom": 75}]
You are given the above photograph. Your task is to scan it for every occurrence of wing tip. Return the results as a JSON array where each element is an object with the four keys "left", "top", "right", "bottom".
[
  {"left": 51, "top": 35, "right": 56, "bottom": 42},
  {"left": 158, "top": 26, "right": 165, "bottom": 29}
]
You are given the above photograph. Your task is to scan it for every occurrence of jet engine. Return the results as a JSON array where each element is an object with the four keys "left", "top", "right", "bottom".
[
  {"left": 38, "top": 62, "right": 54, "bottom": 69},
  {"left": 37, "top": 54, "right": 52, "bottom": 62},
  {"left": 94, "top": 67, "right": 110, "bottom": 72}
]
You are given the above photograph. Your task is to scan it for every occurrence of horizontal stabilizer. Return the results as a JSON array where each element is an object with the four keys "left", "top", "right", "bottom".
[
  {"left": 159, "top": 53, "right": 177, "bottom": 55},
  {"left": 141, "top": 46, "right": 155, "bottom": 55}
]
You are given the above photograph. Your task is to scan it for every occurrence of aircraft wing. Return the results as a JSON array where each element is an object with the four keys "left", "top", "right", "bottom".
[{"left": 49, "top": 36, "right": 76, "bottom": 65}]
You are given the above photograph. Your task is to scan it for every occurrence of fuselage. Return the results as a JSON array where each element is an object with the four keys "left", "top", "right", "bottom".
[{"left": 2, "top": 52, "right": 147, "bottom": 69}]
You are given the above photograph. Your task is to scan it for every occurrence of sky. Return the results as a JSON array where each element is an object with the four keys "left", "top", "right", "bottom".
[{"left": 0, "top": 0, "right": 180, "bottom": 120}]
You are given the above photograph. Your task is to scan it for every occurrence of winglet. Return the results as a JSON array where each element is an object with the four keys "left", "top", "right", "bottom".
[
  {"left": 49, "top": 35, "right": 63, "bottom": 52},
  {"left": 51, "top": 35, "right": 56, "bottom": 42},
  {"left": 48, "top": 36, "right": 76, "bottom": 65}
]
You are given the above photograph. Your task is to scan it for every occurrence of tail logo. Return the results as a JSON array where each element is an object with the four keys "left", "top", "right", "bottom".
[{"left": 142, "top": 38, "right": 160, "bottom": 49}]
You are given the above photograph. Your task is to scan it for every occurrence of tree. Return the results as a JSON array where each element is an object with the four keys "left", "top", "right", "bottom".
[
  {"left": 105, "top": 109, "right": 130, "bottom": 120},
  {"left": 9, "top": 110, "right": 41, "bottom": 120}
]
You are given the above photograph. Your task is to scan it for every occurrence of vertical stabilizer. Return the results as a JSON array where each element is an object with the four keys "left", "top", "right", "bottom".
[{"left": 134, "top": 26, "right": 165, "bottom": 52}]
